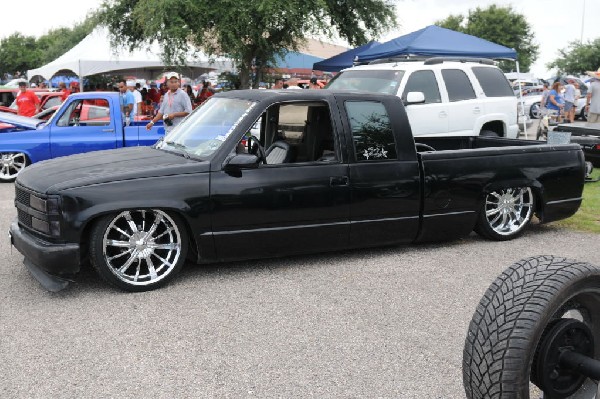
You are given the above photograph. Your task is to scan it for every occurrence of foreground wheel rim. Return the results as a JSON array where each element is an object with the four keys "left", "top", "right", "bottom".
[
  {"left": 102, "top": 210, "right": 182, "bottom": 286},
  {"left": 484, "top": 187, "right": 533, "bottom": 236},
  {"left": 0, "top": 153, "right": 27, "bottom": 180},
  {"left": 530, "top": 103, "right": 541, "bottom": 119}
]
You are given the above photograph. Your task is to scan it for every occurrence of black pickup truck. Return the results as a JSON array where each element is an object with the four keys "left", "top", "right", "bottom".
[{"left": 9, "top": 90, "right": 585, "bottom": 292}]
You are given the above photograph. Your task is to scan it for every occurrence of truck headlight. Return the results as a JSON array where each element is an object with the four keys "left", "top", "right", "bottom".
[
  {"left": 29, "top": 195, "right": 60, "bottom": 214},
  {"left": 31, "top": 218, "right": 60, "bottom": 236}
]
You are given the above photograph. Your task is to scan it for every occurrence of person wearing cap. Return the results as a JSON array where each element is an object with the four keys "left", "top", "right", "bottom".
[
  {"left": 118, "top": 79, "right": 135, "bottom": 125},
  {"left": 58, "top": 82, "right": 71, "bottom": 102},
  {"left": 15, "top": 81, "right": 40, "bottom": 117},
  {"left": 146, "top": 72, "right": 192, "bottom": 133},
  {"left": 585, "top": 67, "right": 600, "bottom": 125},
  {"left": 309, "top": 77, "right": 321, "bottom": 90},
  {"left": 127, "top": 80, "right": 143, "bottom": 116}
]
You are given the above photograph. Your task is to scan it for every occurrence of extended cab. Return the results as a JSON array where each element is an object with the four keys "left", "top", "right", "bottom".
[
  {"left": 326, "top": 58, "right": 519, "bottom": 138},
  {"left": 9, "top": 90, "right": 585, "bottom": 292},
  {"left": 0, "top": 92, "right": 163, "bottom": 181}
]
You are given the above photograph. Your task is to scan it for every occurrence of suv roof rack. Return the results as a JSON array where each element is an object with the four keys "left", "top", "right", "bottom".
[
  {"left": 364, "top": 56, "right": 428, "bottom": 65},
  {"left": 423, "top": 57, "right": 495, "bottom": 65}
]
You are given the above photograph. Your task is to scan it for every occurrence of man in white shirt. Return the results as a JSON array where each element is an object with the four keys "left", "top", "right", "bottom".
[{"left": 127, "top": 80, "right": 143, "bottom": 116}]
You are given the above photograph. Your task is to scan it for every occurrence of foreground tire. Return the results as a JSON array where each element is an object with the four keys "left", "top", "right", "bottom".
[
  {"left": 0, "top": 152, "right": 28, "bottom": 182},
  {"left": 463, "top": 256, "right": 600, "bottom": 399},
  {"left": 89, "top": 209, "right": 188, "bottom": 292},
  {"left": 474, "top": 187, "right": 534, "bottom": 241}
]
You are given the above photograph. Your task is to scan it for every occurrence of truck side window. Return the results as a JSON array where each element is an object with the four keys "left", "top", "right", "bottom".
[
  {"left": 442, "top": 69, "right": 476, "bottom": 102},
  {"left": 401, "top": 70, "right": 441, "bottom": 104},
  {"left": 345, "top": 101, "right": 397, "bottom": 161},
  {"left": 57, "top": 99, "right": 111, "bottom": 127}
]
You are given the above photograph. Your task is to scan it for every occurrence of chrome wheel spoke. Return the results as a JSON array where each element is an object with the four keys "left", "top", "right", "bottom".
[
  {"left": 103, "top": 210, "right": 182, "bottom": 286},
  {"left": 486, "top": 207, "right": 501, "bottom": 217},
  {"left": 485, "top": 187, "right": 533, "bottom": 236}
]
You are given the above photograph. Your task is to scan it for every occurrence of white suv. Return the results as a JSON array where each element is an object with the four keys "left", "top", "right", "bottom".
[{"left": 326, "top": 58, "right": 518, "bottom": 138}]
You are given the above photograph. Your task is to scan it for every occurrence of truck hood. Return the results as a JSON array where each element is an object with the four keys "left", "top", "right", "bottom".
[
  {"left": 17, "top": 147, "right": 210, "bottom": 194},
  {"left": 0, "top": 112, "right": 43, "bottom": 131}
]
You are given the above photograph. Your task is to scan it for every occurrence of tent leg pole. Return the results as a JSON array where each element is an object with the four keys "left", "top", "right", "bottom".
[{"left": 515, "top": 60, "right": 527, "bottom": 139}]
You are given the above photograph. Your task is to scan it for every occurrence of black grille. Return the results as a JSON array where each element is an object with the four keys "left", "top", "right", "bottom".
[
  {"left": 15, "top": 187, "right": 30, "bottom": 207},
  {"left": 17, "top": 209, "right": 32, "bottom": 228}
]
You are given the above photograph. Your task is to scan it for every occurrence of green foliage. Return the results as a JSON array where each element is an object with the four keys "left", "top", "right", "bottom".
[
  {"left": 97, "top": 0, "right": 397, "bottom": 88},
  {"left": 0, "top": 33, "right": 42, "bottom": 75},
  {"left": 435, "top": 5, "right": 539, "bottom": 72},
  {"left": 547, "top": 39, "right": 600, "bottom": 75}
]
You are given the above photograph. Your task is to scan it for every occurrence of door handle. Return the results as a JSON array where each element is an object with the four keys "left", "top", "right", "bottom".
[
  {"left": 330, "top": 176, "right": 349, "bottom": 187},
  {"left": 473, "top": 107, "right": 481, "bottom": 114},
  {"left": 102, "top": 128, "right": 115, "bottom": 132},
  {"left": 439, "top": 111, "right": 447, "bottom": 118}
]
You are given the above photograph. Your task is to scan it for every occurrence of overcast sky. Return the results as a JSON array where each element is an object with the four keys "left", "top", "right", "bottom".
[{"left": 2, "top": 0, "right": 599, "bottom": 77}]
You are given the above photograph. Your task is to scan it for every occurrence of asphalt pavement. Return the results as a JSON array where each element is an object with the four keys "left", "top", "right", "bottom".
[{"left": 1, "top": 181, "right": 599, "bottom": 398}]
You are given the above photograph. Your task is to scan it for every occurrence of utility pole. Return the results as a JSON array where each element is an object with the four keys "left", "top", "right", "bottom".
[{"left": 580, "top": 0, "right": 586, "bottom": 43}]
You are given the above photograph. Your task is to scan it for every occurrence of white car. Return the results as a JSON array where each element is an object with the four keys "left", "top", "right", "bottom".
[{"left": 327, "top": 58, "right": 518, "bottom": 138}]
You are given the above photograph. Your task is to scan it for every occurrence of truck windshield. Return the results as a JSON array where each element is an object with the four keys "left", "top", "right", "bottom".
[
  {"left": 156, "top": 97, "right": 257, "bottom": 159},
  {"left": 326, "top": 70, "right": 405, "bottom": 95}
]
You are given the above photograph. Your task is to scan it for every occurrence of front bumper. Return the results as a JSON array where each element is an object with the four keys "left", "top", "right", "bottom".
[{"left": 9, "top": 221, "right": 80, "bottom": 290}]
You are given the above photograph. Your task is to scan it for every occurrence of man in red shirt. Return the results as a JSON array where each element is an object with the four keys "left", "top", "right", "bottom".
[
  {"left": 16, "top": 82, "right": 40, "bottom": 117},
  {"left": 58, "top": 82, "right": 71, "bottom": 102}
]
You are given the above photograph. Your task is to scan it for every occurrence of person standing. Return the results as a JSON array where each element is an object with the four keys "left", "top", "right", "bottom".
[
  {"left": 15, "top": 81, "right": 40, "bottom": 117},
  {"left": 546, "top": 82, "right": 565, "bottom": 122},
  {"left": 585, "top": 68, "right": 600, "bottom": 125},
  {"left": 563, "top": 80, "right": 577, "bottom": 123},
  {"left": 58, "top": 82, "right": 71, "bottom": 102},
  {"left": 127, "top": 80, "right": 143, "bottom": 116},
  {"left": 308, "top": 77, "right": 321, "bottom": 89},
  {"left": 145, "top": 72, "right": 192, "bottom": 133},
  {"left": 195, "top": 81, "right": 214, "bottom": 105},
  {"left": 118, "top": 79, "right": 135, "bottom": 125},
  {"left": 185, "top": 84, "right": 196, "bottom": 103},
  {"left": 272, "top": 78, "right": 284, "bottom": 89}
]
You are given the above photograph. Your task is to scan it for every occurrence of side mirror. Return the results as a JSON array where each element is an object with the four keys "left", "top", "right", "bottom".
[
  {"left": 405, "top": 91, "right": 425, "bottom": 105},
  {"left": 225, "top": 153, "right": 260, "bottom": 170}
]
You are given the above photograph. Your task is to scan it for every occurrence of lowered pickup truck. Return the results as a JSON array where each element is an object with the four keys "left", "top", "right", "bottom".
[
  {"left": 0, "top": 92, "right": 163, "bottom": 181},
  {"left": 9, "top": 90, "right": 585, "bottom": 292}
]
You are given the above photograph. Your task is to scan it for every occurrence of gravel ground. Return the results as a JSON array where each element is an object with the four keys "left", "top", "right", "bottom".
[{"left": 0, "top": 181, "right": 599, "bottom": 398}]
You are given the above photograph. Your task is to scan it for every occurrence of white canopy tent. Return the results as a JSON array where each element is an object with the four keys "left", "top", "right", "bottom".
[{"left": 27, "top": 27, "right": 234, "bottom": 89}]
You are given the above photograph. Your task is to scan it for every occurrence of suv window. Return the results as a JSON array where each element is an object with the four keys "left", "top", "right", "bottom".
[
  {"left": 401, "top": 70, "right": 441, "bottom": 104},
  {"left": 345, "top": 101, "right": 397, "bottom": 161},
  {"left": 442, "top": 69, "right": 476, "bottom": 101},
  {"left": 472, "top": 67, "right": 514, "bottom": 97},
  {"left": 326, "top": 70, "right": 405, "bottom": 95}
]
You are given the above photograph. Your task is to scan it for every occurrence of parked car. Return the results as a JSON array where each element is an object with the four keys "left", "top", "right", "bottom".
[
  {"left": 0, "top": 88, "right": 50, "bottom": 108},
  {"left": 0, "top": 91, "right": 63, "bottom": 115},
  {"left": 326, "top": 57, "right": 519, "bottom": 138},
  {"left": 0, "top": 92, "right": 164, "bottom": 181},
  {"left": 9, "top": 90, "right": 585, "bottom": 292}
]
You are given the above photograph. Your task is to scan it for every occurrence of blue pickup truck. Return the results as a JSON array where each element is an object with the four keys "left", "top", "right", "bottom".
[{"left": 0, "top": 92, "right": 164, "bottom": 181}]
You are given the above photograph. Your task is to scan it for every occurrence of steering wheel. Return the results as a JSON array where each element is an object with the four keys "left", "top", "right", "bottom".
[
  {"left": 247, "top": 135, "right": 267, "bottom": 164},
  {"left": 415, "top": 143, "right": 436, "bottom": 152}
]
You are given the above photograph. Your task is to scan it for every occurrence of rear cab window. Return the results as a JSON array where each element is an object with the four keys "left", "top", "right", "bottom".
[
  {"left": 441, "top": 69, "right": 476, "bottom": 101},
  {"left": 472, "top": 67, "right": 514, "bottom": 97},
  {"left": 344, "top": 101, "right": 397, "bottom": 162}
]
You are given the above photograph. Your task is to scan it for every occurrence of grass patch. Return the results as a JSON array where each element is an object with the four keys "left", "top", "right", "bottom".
[{"left": 553, "top": 169, "right": 600, "bottom": 233}]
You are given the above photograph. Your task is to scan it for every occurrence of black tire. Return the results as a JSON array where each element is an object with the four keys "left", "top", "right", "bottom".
[
  {"left": 89, "top": 209, "right": 188, "bottom": 292},
  {"left": 474, "top": 187, "right": 534, "bottom": 241},
  {"left": 480, "top": 130, "right": 500, "bottom": 137},
  {"left": 463, "top": 256, "right": 600, "bottom": 398},
  {"left": 529, "top": 102, "right": 541, "bottom": 119}
]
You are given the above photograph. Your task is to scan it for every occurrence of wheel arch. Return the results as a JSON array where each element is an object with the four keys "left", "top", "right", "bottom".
[
  {"left": 78, "top": 204, "right": 203, "bottom": 266},
  {"left": 479, "top": 179, "right": 543, "bottom": 216}
]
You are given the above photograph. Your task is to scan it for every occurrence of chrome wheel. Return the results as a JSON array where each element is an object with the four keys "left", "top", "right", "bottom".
[
  {"left": 102, "top": 210, "right": 182, "bottom": 286},
  {"left": 484, "top": 187, "right": 533, "bottom": 236},
  {"left": 0, "top": 152, "right": 27, "bottom": 181},
  {"left": 530, "top": 102, "right": 541, "bottom": 119}
]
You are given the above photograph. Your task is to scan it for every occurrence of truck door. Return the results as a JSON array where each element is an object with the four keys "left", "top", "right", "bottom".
[
  {"left": 401, "top": 70, "right": 449, "bottom": 136},
  {"left": 337, "top": 95, "right": 421, "bottom": 246},
  {"left": 210, "top": 100, "right": 351, "bottom": 260},
  {"left": 49, "top": 98, "right": 118, "bottom": 158}
]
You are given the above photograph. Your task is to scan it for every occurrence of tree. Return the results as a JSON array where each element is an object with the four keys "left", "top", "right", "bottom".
[
  {"left": 435, "top": 5, "right": 539, "bottom": 72},
  {"left": 97, "top": 0, "right": 397, "bottom": 88},
  {"left": 547, "top": 38, "right": 600, "bottom": 75},
  {"left": 36, "top": 17, "right": 97, "bottom": 66},
  {"left": 0, "top": 33, "right": 42, "bottom": 76}
]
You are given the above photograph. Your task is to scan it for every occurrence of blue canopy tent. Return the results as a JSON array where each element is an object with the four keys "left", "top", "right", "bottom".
[
  {"left": 356, "top": 25, "right": 516, "bottom": 61},
  {"left": 312, "top": 41, "right": 380, "bottom": 72}
]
